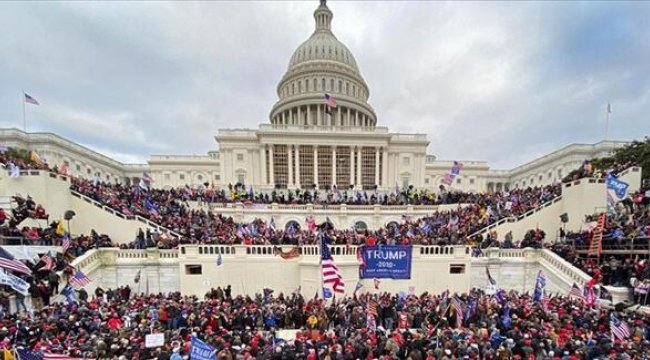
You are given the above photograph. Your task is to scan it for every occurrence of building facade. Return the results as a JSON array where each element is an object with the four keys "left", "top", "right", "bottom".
[{"left": 0, "top": 1, "right": 630, "bottom": 193}]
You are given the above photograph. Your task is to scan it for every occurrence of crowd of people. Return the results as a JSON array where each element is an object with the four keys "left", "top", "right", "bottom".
[
  {"left": 70, "top": 176, "right": 562, "bottom": 249},
  {"left": 2, "top": 286, "right": 649, "bottom": 359}
]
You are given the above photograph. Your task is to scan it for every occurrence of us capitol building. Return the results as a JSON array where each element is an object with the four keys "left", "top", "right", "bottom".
[{"left": 0, "top": 1, "right": 626, "bottom": 193}]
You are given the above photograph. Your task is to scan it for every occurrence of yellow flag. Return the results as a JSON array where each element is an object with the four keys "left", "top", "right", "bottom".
[
  {"left": 3, "top": 348, "right": 14, "bottom": 360},
  {"left": 30, "top": 150, "right": 42, "bottom": 165},
  {"left": 56, "top": 220, "right": 65, "bottom": 236}
]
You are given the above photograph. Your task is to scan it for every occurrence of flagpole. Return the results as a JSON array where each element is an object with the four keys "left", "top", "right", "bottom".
[
  {"left": 22, "top": 90, "right": 26, "bottom": 132},
  {"left": 604, "top": 102, "right": 610, "bottom": 141}
]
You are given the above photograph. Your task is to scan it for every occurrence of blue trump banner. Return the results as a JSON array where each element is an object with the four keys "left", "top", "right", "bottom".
[
  {"left": 359, "top": 245, "right": 412, "bottom": 279},
  {"left": 191, "top": 336, "right": 217, "bottom": 360},
  {"left": 606, "top": 175, "right": 629, "bottom": 199}
]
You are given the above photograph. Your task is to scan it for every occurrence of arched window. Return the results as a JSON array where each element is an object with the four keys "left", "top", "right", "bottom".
[
  {"left": 285, "top": 220, "right": 301, "bottom": 232},
  {"left": 313, "top": 78, "right": 317, "bottom": 91},
  {"left": 330, "top": 79, "right": 334, "bottom": 91},
  {"left": 322, "top": 78, "right": 326, "bottom": 91},
  {"left": 292, "top": 83, "right": 295, "bottom": 95},
  {"left": 306, "top": 80, "right": 309, "bottom": 92},
  {"left": 299, "top": 81, "right": 302, "bottom": 92},
  {"left": 354, "top": 221, "right": 368, "bottom": 232},
  {"left": 353, "top": 85, "right": 356, "bottom": 97},
  {"left": 338, "top": 80, "right": 342, "bottom": 92},
  {"left": 346, "top": 82, "right": 349, "bottom": 95}
]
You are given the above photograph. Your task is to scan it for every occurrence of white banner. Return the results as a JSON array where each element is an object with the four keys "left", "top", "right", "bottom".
[
  {"left": 145, "top": 333, "right": 165, "bottom": 348},
  {"left": 0, "top": 271, "right": 29, "bottom": 296}
]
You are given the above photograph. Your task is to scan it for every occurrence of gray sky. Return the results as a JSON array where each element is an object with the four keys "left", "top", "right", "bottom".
[{"left": 1, "top": 1, "right": 648, "bottom": 168}]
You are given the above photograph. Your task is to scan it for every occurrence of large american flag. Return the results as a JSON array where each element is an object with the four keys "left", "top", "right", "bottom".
[
  {"left": 320, "top": 236, "right": 344, "bottom": 293},
  {"left": 69, "top": 270, "right": 91, "bottom": 288},
  {"left": 451, "top": 295, "right": 463, "bottom": 328},
  {"left": 24, "top": 92, "right": 40, "bottom": 105},
  {"left": 610, "top": 313, "right": 630, "bottom": 341},
  {"left": 324, "top": 93, "right": 337, "bottom": 108},
  {"left": 0, "top": 247, "right": 32, "bottom": 275}
]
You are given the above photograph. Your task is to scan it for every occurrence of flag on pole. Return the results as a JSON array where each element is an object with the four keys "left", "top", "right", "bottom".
[
  {"left": 532, "top": 270, "right": 546, "bottom": 301},
  {"left": 451, "top": 295, "right": 463, "bottom": 328},
  {"left": 486, "top": 267, "right": 497, "bottom": 295},
  {"left": 0, "top": 247, "right": 32, "bottom": 275},
  {"left": 134, "top": 269, "right": 141, "bottom": 283},
  {"left": 610, "top": 313, "right": 630, "bottom": 341},
  {"left": 69, "top": 270, "right": 91, "bottom": 288},
  {"left": 569, "top": 283, "right": 585, "bottom": 300},
  {"left": 354, "top": 281, "right": 363, "bottom": 294},
  {"left": 607, "top": 102, "right": 612, "bottom": 114},
  {"left": 61, "top": 285, "right": 77, "bottom": 304},
  {"left": 39, "top": 252, "right": 55, "bottom": 271},
  {"left": 24, "top": 93, "right": 40, "bottom": 105},
  {"left": 321, "top": 238, "right": 345, "bottom": 293},
  {"left": 62, "top": 233, "right": 71, "bottom": 254}
]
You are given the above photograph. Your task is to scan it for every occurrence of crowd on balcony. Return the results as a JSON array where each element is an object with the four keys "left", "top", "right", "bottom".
[{"left": 2, "top": 286, "right": 649, "bottom": 359}]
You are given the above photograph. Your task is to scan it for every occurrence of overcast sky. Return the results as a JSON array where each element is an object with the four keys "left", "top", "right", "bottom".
[{"left": 0, "top": 1, "right": 648, "bottom": 169}]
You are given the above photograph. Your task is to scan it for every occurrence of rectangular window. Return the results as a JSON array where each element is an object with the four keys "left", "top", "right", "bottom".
[
  {"left": 299, "top": 145, "right": 314, "bottom": 187},
  {"left": 402, "top": 177, "right": 409, "bottom": 189},
  {"left": 273, "top": 145, "right": 288, "bottom": 188},
  {"left": 361, "top": 147, "right": 376, "bottom": 189},
  {"left": 425, "top": 178, "right": 429, "bottom": 184},
  {"left": 215, "top": 174, "right": 220, "bottom": 180},
  {"left": 469, "top": 178, "right": 475, "bottom": 185},
  {"left": 164, "top": 174, "right": 170, "bottom": 180},
  {"left": 449, "top": 264, "right": 466, "bottom": 274},
  {"left": 317, "top": 145, "right": 332, "bottom": 189},
  {"left": 76, "top": 164, "right": 81, "bottom": 171},
  {"left": 403, "top": 157, "right": 410, "bottom": 165},
  {"left": 237, "top": 154, "right": 244, "bottom": 161},
  {"left": 456, "top": 178, "right": 461, "bottom": 184},
  {"left": 237, "top": 174, "right": 245, "bottom": 184},
  {"left": 185, "top": 265, "right": 202, "bottom": 275},
  {"left": 180, "top": 174, "right": 185, "bottom": 180},
  {"left": 336, "top": 146, "right": 350, "bottom": 187}
]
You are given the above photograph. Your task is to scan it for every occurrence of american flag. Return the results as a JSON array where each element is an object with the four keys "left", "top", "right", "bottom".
[
  {"left": 40, "top": 252, "right": 55, "bottom": 271},
  {"left": 367, "top": 299, "right": 378, "bottom": 317},
  {"left": 569, "top": 283, "right": 585, "bottom": 300},
  {"left": 320, "top": 237, "right": 345, "bottom": 293},
  {"left": 0, "top": 247, "right": 32, "bottom": 275},
  {"left": 541, "top": 291, "right": 550, "bottom": 313},
  {"left": 610, "top": 313, "right": 630, "bottom": 341},
  {"left": 324, "top": 93, "right": 337, "bottom": 108},
  {"left": 451, "top": 295, "right": 463, "bottom": 328},
  {"left": 69, "top": 270, "right": 91, "bottom": 288},
  {"left": 61, "top": 234, "right": 71, "bottom": 254},
  {"left": 24, "top": 92, "right": 40, "bottom": 105}
]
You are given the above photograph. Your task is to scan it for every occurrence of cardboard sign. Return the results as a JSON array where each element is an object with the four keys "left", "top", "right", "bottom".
[{"left": 145, "top": 333, "right": 165, "bottom": 348}]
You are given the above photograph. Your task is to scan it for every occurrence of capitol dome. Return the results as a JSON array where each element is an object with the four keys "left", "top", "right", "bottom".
[{"left": 270, "top": 0, "right": 377, "bottom": 128}]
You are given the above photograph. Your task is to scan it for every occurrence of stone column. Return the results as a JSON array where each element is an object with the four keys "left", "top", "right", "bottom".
[
  {"left": 269, "top": 145, "right": 275, "bottom": 186},
  {"left": 313, "top": 146, "right": 318, "bottom": 188},
  {"left": 382, "top": 148, "right": 388, "bottom": 187},
  {"left": 346, "top": 108, "right": 351, "bottom": 127},
  {"left": 375, "top": 147, "right": 380, "bottom": 186},
  {"left": 297, "top": 106, "right": 302, "bottom": 125},
  {"left": 355, "top": 110, "right": 359, "bottom": 127},
  {"left": 260, "top": 146, "right": 267, "bottom": 185},
  {"left": 337, "top": 107, "right": 342, "bottom": 127},
  {"left": 332, "top": 147, "right": 337, "bottom": 186},
  {"left": 295, "top": 145, "right": 301, "bottom": 188},
  {"left": 317, "top": 105, "right": 322, "bottom": 126},
  {"left": 357, "top": 147, "right": 362, "bottom": 187},
  {"left": 350, "top": 147, "right": 355, "bottom": 186},
  {"left": 281, "top": 112, "right": 285, "bottom": 125},
  {"left": 307, "top": 105, "right": 312, "bottom": 125},
  {"left": 288, "top": 145, "right": 294, "bottom": 186}
]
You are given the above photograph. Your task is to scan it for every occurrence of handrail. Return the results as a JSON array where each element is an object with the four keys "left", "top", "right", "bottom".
[
  {"left": 69, "top": 190, "right": 182, "bottom": 238},
  {"left": 539, "top": 249, "right": 591, "bottom": 286},
  {"left": 467, "top": 195, "right": 563, "bottom": 238}
]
